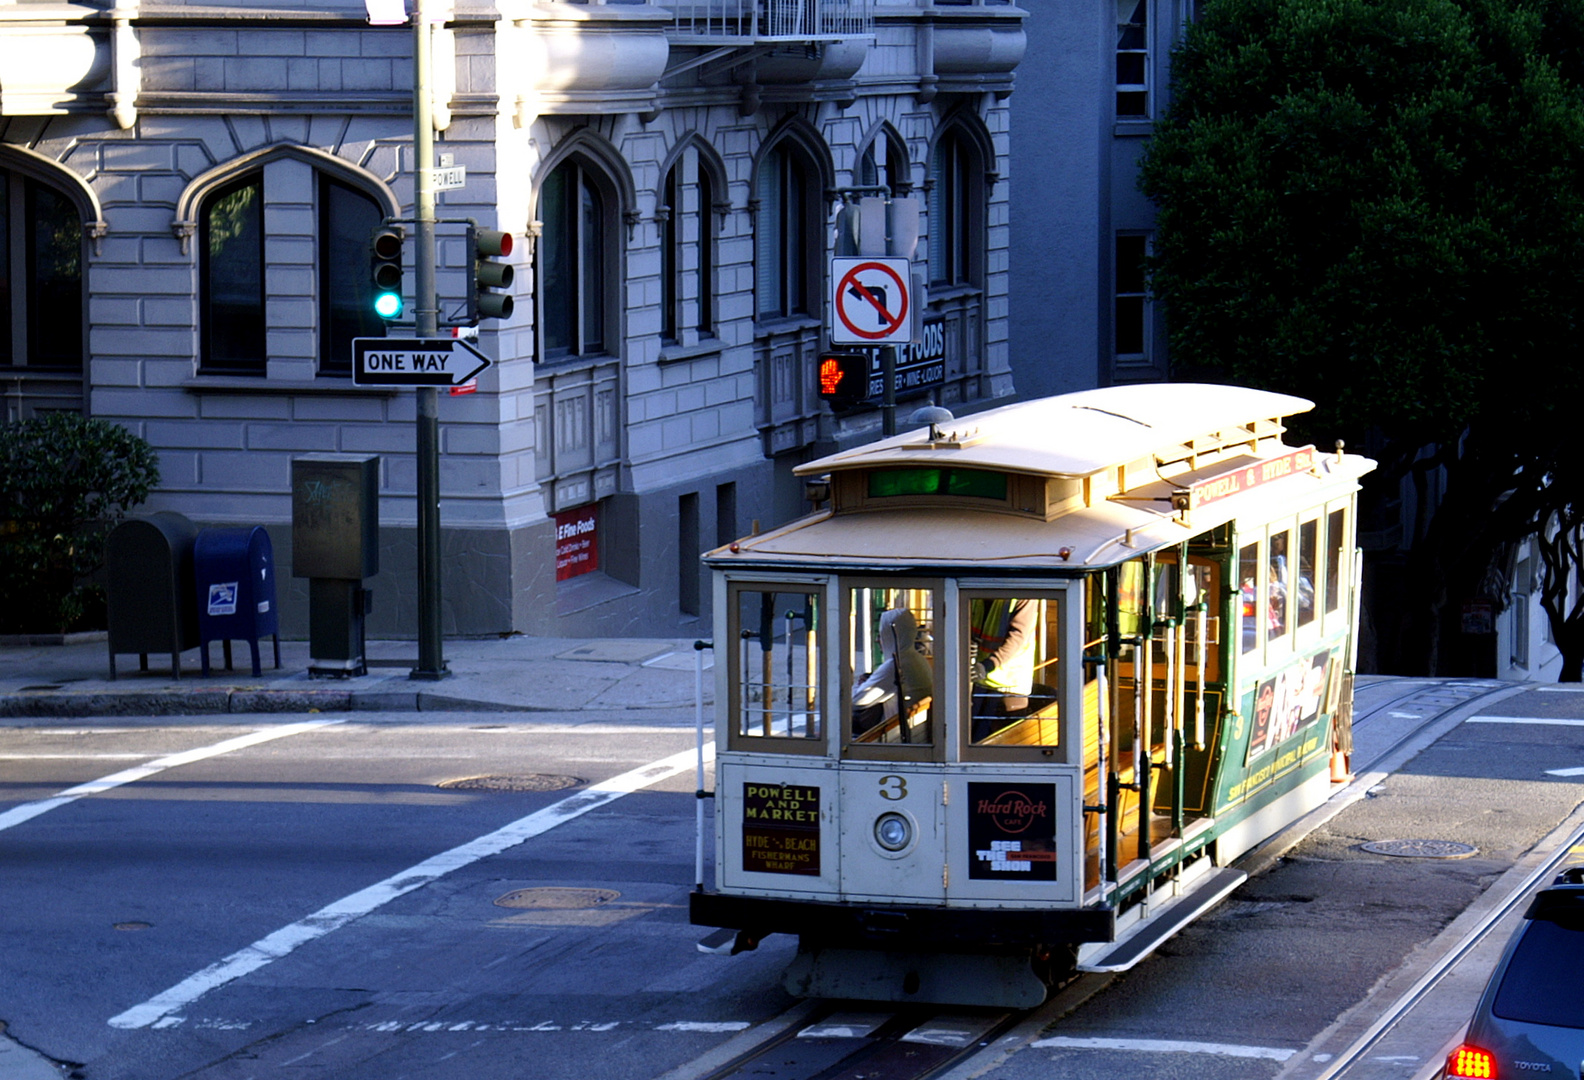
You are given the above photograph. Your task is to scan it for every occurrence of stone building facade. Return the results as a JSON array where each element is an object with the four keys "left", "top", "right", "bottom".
[
  {"left": 1009, "top": 0, "right": 1189, "bottom": 400},
  {"left": 0, "top": 0, "right": 1025, "bottom": 638}
]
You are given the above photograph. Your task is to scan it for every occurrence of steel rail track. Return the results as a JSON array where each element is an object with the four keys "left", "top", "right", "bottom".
[{"left": 681, "top": 1003, "right": 1026, "bottom": 1080}]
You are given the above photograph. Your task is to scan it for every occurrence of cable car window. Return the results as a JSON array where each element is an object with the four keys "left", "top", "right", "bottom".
[
  {"left": 1239, "top": 542, "right": 1260, "bottom": 655},
  {"left": 1325, "top": 508, "right": 1346, "bottom": 615},
  {"left": 847, "top": 586, "right": 936, "bottom": 747},
  {"left": 964, "top": 593, "right": 1061, "bottom": 749},
  {"left": 867, "top": 467, "right": 1007, "bottom": 501},
  {"left": 1267, "top": 529, "right": 1291, "bottom": 644},
  {"left": 1297, "top": 518, "right": 1318, "bottom": 629},
  {"left": 730, "top": 584, "right": 822, "bottom": 748}
]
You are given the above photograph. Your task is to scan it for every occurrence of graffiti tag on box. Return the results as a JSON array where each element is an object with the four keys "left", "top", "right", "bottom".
[{"left": 742, "top": 783, "right": 820, "bottom": 875}]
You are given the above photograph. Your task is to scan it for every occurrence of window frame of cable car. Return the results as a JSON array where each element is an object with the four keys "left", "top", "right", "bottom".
[
  {"left": 723, "top": 576, "right": 830, "bottom": 755},
  {"left": 1150, "top": 551, "right": 1225, "bottom": 686},
  {"left": 1237, "top": 537, "right": 1262, "bottom": 662},
  {"left": 957, "top": 584, "right": 1078, "bottom": 764},
  {"left": 840, "top": 578, "right": 945, "bottom": 762},
  {"left": 1292, "top": 510, "right": 1323, "bottom": 657}
]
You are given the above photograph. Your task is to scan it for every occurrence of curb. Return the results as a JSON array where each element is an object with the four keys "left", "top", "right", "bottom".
[{"left": 0, "top": 688, "right": 712, "bottom": 718}]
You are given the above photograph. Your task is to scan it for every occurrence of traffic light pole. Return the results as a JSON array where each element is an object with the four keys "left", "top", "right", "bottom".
[{"left": 411, "top": 0, "right": 446, "bottom": 680}]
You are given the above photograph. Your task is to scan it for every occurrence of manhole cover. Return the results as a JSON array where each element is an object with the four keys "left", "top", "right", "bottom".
[
  {"left": 1360, "top": 839, "right": 1478, "bottom": 859},
  {"left": 494, "top": 887, "right": 620, "bottom": 910},
  {"left": 437, "top": 774, "right": 582, "bottom": 793}
]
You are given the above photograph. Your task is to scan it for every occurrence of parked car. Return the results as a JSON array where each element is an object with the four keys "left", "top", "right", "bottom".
[{"left": 1443, "top": 867, "right": 1584, "bottom": 1079}]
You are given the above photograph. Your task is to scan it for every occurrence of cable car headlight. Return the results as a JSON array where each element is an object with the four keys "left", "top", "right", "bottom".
[{"left": 874, "top": 812, "right": 913, "bottom": 852}]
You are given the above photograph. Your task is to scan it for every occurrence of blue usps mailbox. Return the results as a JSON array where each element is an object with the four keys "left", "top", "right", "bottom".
[{"left": 193, "top": 526, "right": 281, "bottom": 678}]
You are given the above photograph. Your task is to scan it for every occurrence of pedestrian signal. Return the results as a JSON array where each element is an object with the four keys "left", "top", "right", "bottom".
[{"left": 817, "top": 352, "right": 869, "bottom": 411}]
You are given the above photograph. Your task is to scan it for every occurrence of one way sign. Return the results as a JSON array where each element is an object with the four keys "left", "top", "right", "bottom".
[{"left": 352, "top": 337, "right": 492, "bottom": 387}]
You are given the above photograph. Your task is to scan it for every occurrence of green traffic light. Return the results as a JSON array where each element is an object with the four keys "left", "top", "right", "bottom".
[{"left": 374, "top": 291, "right": 403, "bottom": 319}]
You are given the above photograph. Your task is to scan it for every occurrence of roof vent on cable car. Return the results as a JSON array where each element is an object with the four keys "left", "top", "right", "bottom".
[{"left": 909, "top": 405, "right": 961, "bottom": 444}]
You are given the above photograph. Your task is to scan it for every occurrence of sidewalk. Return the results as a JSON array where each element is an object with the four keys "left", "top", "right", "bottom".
[{"left": 0, "top": 634, "right": 715, "bottom": 719}]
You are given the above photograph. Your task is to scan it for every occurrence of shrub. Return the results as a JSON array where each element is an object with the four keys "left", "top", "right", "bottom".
[{"left": 0, "top": 413, "right": 160, "bottom": 634}]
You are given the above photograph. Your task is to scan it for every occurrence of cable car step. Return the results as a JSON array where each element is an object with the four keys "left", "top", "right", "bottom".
[{"left": 1076, "top": 866, "right": 1247, "bottom": 973}]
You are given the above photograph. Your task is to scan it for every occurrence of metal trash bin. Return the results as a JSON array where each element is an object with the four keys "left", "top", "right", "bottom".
[
  {"left": 193, "top": 526, "right": 281, "bottom": 678},
  {"left": 106, "top": 511, "right": 200, "bottom": 679},
  {"left": 291, "top": 455, "right": 379, "bottom": 676}
]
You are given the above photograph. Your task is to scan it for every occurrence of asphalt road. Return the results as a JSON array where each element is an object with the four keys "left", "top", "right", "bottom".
[
  {"left": 3, "top": 685, "right": 1583, "bottom": 1080},
  {"left": 0, "top": 710, "right": 798, "bottom": 1080}
]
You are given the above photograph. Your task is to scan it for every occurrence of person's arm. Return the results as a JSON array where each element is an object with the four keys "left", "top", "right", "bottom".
[{"left": 982, "top": 599, "right": 1036, "bottom": 674}]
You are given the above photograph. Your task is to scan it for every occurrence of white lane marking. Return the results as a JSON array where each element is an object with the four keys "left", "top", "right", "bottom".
[
  {"left": 800, "top": 1013, "right": 891, "bottom": 1039},
  {"left": 1466, "top": 716, "right": 1584, "bottom": 728},
  {"left": 1539, "top": 686, "right": 1584, "bottom": 692},
  {"left": 1387, "top": 712, "right": 1423, "bottom": 719},
  {"left": 2, "top": 754, "right": 152, "bottom": 760},
  {"left": 1031, "top": 1036, "right": 1296, "bottom": 1061},
  {"left": 901, "top": 1015, "right": 1004, "bottom": 1047},
  {"left": 1546, "top": 766, "right": 1584, "bottom": 777},
  {"left": 0, "top": 720, "right": 344, "bottom": 834},
  {"left": 656, "top": 1022, "right": 751, "bottom": 1033},
  {"left": 109, "top": 742, "right": 715, "bottom": 1030}
]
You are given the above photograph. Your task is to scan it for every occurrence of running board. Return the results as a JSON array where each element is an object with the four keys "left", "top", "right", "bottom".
[{"left": 1076, "top": 866, "right": 1247, "bottom": 973}]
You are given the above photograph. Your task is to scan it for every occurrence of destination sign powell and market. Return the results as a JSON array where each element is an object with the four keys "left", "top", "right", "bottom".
[
  {"left": 352, "top": 337, "right": 493, "bottom": 387},
  {"left": 1184, "top": 445, "right": 1317, "bottom": 511}
]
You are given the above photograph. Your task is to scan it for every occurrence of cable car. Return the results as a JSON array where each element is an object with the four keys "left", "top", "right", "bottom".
[{"left": 689, "top": 383, "right": 1376, "bottom": 1007}]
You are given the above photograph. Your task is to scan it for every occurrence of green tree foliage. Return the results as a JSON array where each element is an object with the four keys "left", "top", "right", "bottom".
[
  {"left": 1141, "top": 0, "right": 1584, "bottom": 674},
  {"left": 0, "top": 414, "right": 160, "bottom": 634}
]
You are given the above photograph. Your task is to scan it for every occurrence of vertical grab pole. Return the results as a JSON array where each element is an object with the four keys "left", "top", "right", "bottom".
[
  {"left": 1194, "top": 602, "right": 1208, "bottom": 749},
  {"left": 1162, "top": 624, "right": 1175, "bottom": 770},
  {"left": 1096, "top": 660, "right": 1110, "bottom": 888},
  {"left": 694, "top": 639, "right": 712, "bottom": 891}
]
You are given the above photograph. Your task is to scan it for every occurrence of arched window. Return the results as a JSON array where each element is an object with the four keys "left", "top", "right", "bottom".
[
  {"left": 928, "top": 125, "right": 984, "bottom": 288},
  {"left": 185, "top": 150, "right": 398, "bottom": 378},
  {"left": 540, "top": 158, "right": 612, "bottom": 360},
  {"left": 0, "top": 169, "right": 84, "bottom": 370},
  {"left": 858, "top": 131, "right": 910, "bottom": 196},
  {"left": 318, "top": 177, "right": 386, "bottom": 376},
  {"left": 660, "top": 142, "right": 721, "bottom": 345},
  {"left": 755, "top": 141, "right": 821, "bottom": 321},
  {"left": 200, "top": 175, "right": 266, "bottom": 374}
]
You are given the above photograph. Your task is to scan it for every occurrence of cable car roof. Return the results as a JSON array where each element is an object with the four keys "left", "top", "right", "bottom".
[
  {"left": 711, "top": 384, "right": 1374, "bottom": 572},
  {"left": 793, "top": 383, "right": 1315, "bottom": 480},
  {"left": 711, "top": 451, "right": 1372, "bottom": 571}
]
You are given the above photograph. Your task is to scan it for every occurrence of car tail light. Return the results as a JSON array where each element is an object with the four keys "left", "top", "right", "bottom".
[{"left": 1445, "top": 1044, "right": 1496, "bottom": 1079}]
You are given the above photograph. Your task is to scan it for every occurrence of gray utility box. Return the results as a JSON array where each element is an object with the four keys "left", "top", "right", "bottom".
[
  {"left": 194, "top": 526, "right": 281, "bottom": 678},
  {"left": 292, "top": 455, "right": 379, "bottom": 677},
  {"left": 106, "top": 511, "right": 200, "bottom": 679}
]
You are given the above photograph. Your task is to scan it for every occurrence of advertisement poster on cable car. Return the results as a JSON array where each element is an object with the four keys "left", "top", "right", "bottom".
[
  {"left": 968, "top": 783, "right": 1057, "bottom": 881},
  {"left": 742, "top": 783, "right": 821, "bottom": 876},
  {"left": 1245, "top": 649, "right": 1337, "bottom": 764}
]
